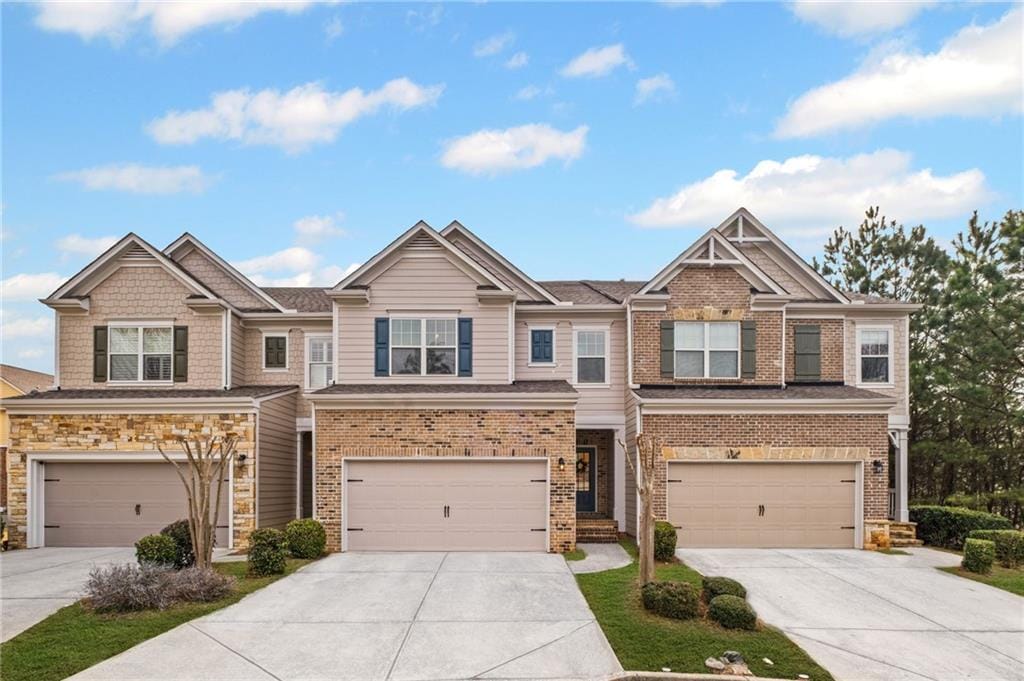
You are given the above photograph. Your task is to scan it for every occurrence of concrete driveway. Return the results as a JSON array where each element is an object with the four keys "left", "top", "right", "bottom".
[
  {"left": 679, "top": 547, "right": 1024, "bottom": 681},
  {"left": 72, "top": 552, "right": 621, "bottom": 681},
  {"left": 0, "top": 547, "right": 136, "bottom": 641}
]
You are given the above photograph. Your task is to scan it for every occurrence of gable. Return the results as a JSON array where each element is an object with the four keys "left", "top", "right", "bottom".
[
  {"left": 175, "top": 248, "right": 269, "bottom": 310},
  {"left": 370, "top": 254, "right": 483, "bottom": 303}
]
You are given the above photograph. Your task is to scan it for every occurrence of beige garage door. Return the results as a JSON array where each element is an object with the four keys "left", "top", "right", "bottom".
[
  {"left": 345, "top": 459, "right": 548, "bottom": 551},
  {"left": 44, "top": 462, "right": 229, "bottom": 547},
  {"left": 667, "top": 462, "right": 856, "bottom": 548}
]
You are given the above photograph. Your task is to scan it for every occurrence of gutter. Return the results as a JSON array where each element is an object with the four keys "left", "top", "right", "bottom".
[{"left": 633, "top": 392, "right": 897, "bottom": 415}]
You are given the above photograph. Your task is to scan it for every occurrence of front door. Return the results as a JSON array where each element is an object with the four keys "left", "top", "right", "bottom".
[{"left": 575, "top": 446, "right": 597, "bottom": 512}]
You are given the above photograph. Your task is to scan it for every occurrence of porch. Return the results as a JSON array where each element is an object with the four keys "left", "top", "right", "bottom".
[{"left": 575, "top": 429, "right": 620, "bottom": 543}]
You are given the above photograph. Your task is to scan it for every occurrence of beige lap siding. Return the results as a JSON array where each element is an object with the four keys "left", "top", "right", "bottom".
[
  {"left": 314, "top": 409, "right": 576, "bottom": 553},
  {"left": 256, "top": 393, "right": 298, "bottom": 529},
  {"left": 5, "top": 413, "right": 256, "bottom": 549},
  {"left": 640, "top": 413, "right": 890, "bottom": 525}
]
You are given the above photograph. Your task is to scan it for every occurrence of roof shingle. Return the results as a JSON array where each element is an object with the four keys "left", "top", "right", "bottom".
[
  {"left": 313, "top": 380, "right": 575, "bottom": 395},
  {"left": 634, "top": 384, "right": 891, "bottom": 400}
]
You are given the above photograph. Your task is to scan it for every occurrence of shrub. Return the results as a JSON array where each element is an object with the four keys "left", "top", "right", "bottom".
[
  {"left": 909, "top": 505, "right": 1012, "bottom": 550},
  {"left": 962, "top": 538, "right": 996, "bottom": 574},
  {"left": 640, "top": 581, "right": 699, "bottom": 620},
  {"left": 85, "top": 564, "right": 169, "bottom": 612},
  {"left": 161, "top": 519, "right": 195, "bottom": 569},
  {"left": 285, "top": 518, "right": 326, "bottom": 559},
  {"left": 135, "top": 534, "right": 177, "bottom": 567},
  {"left": 968, "top": 529, "right": 1024, "bottom": 568},
  {"left": 708, "top": 594, "right": 757, "bottom": 630},
  {"left": 654, "top": 521, "right": 677, "bottom": 562},
  {"left": 248, "top": 528, "right": 288, "bottom": 576},
  {"left": 702, "top": 576, "right": 747, "bottom": 602},
  {"left": 161, "top": 567, "right": 234, "bottom": 603}
]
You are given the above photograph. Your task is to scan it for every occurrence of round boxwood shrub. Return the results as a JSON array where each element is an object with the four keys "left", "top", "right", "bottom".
[
  {"left": 285, "top": 519, "right": 326, "bottom": 559},
  {"left": 135, "top": 534, "right": 177, "bottom": 567},
  {"left": 654, "top": 521, "right": 678, "bottom": 562},
  {"left": 640, "top": 581, "right": 699, "bottom": 620},
  {"left": 708, "top": 594, "right": 757, "bottom": 630},
  {"left": 702, "top": 576, "right": 747, "bottom": 602},
  {"left": 968, "top": 529, "right": 1024, "bottom": 569},
  {"left": 248, "top": 528, "right": 288, "bottom": 576},
  {"left": 909, "top": 505, "right": 1011, "bottom": 550},
  {"left": 962, "top": 538, "right": 996, "bottom": 575},
  {"left": 160, "top": 519, "right": 195, "bottom": 569}
]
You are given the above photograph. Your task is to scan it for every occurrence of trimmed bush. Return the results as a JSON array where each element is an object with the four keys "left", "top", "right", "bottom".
[
  {"left": 968, "top": 529, "right": 1024, "bottom": 568},
  {"left": 161, "top": 567, "right": 234, "bottom": 603},
  {"left": 962, "top": 538, "right": 996, "bottom": 574},
  {"left": 86, "top": 564, "right": 169, "bottom": 612},
  {"left": 248, "top": 528, "right": 288, "bottom": 576},
  {"left": 285, "top": 518, "right": 326, "bottom": 559},
  {"left": 708, "top": 594, "right": 757, "bottom": 630},
  {"left": 702, "top": 576, "right": 747, "bottom": 602},
  {"left": 161, "top": 519, "right": 195, "bottom": 569},
  {"left": 654, "top": 521, "right": 678, "bottom": 562},
  {"left": 135, "top": 534, "right": 177, "bottom": 567},
  {"left": 640, "top": 581, "right": 699, "bottom": 620},
  {"left": 909, "top": 505, "right": 1012, "bottom": 550}
]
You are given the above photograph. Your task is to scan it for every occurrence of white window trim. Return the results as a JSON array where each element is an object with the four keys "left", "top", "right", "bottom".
[
  {"left": 388, "top": 316, "right": 459, "bottom": 377},
  {"left": 527, "top": 324, "right": 557, "bottom": 367},
  {"left": 572, "top": 324, "right": 610, "bottom": 388},
  {"left": 856, "top": 324, "right": 895, "bottom": 387},
  {"left": 106, "top": 321, "right": 174, "bottom": 385},
  {"left": 673, "top": 321, "right": 740, "bottom": 379},
  {"left": 262, "top": 331, "right": 289, "bottom": 372},
  {"left": 305, "top": 334, "right": 334, "bottom": 392}
]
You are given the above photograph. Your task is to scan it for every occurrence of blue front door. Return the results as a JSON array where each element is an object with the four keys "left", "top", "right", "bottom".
[{"left": 575, "top": 446, "right": 596, "bottom": 512}]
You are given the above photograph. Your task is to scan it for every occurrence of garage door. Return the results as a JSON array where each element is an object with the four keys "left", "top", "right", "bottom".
[
  {"left": 43, "top": 462, "right": 229, "bottom": 547},
  {"left": 667, "top": 462, "right": 856, "bottom": 548},
  {"left": 345, "top": 459, "right": 548, "bottom": 551}
]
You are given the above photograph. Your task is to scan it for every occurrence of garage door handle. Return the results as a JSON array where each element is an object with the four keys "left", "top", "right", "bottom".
[{"left": 135, "top": 504, "right": 141, "bottom": 516}]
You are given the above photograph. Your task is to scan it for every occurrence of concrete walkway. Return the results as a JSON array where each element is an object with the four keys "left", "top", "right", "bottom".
[
  {"left": 72, "top": 552, "right": 622, "bottom": 680},
  {"left": 569, "top": 543, "right": 632, "bottom": 574},
  {"left": 679, "top": 547, "right": 1024, "bottom": 681}
]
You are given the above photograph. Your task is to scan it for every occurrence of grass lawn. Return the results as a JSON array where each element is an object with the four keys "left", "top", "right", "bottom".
[
  {"left": 940, "top": 563, "right": 1024, "bottom": 597},
  {"left": 0, "top": 558, "right": 312, "bottom": 681},
  {"left": 564, "top": 547, "right": 587, "bottom": 561},
  {"left": 575, "top": 540, "right": 833, "bottom": 680}
]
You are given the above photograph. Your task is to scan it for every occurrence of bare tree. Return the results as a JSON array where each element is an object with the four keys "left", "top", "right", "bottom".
[
  {"left": 620, "top": 432, "right": 661, "bottom": 584},
  {"left": 157, "top": 434, "right": 238, "bottom": 569}
]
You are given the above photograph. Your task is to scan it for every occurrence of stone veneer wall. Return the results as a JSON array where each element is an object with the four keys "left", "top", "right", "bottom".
[
  {"left": 641, "top": 413, "right": 890, "bottom": 525},
  {"left": 5, "top": 413, "right": 256, "bottom": 549},
  {"left": 576, "top": 429, "right": 614, "bottom": 517},
  {"left": 314, "top": 409, "right": 576, "bottom": 553}
]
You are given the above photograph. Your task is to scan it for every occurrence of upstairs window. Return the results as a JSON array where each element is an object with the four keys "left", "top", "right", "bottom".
[
  {"left": 109, "top": 326, "right": 172, "bottom": 382},
  {"left": 575, "top": 328, "right": 607, "bottom": 384},
  {"left": 674, "top": 322, "right": 739, "bottom": 378},
  {"left": 390, "top": 318, "right": 457, "bottom": 376},
  {"left": 530, "top": 328, "right": 555, "bottom": 364},
  {"left": 858, "top": 327, "right": 892, "bottom": 384},
  {"left": 307, "top": 336, "right": 333, "bottom": 390}
]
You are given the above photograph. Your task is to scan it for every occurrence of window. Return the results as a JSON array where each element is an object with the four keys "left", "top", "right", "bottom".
[
  {"left": 674, "top": 322, "right": 739, "bottom": 378},
  {"left": 264, "top": 334, "right": 288, "bottom": 370},
  {"left": 307, "top": 336, "right": 333, "bottom": 390},
  {"left": 858, "top": 327, "right": 891, "bottom": 384},
  {"left": 575, "top": 329, "right": 607, "bottom": 384},
  {"left": 390, "top": 318, "right": 457, "bottom": 376},
  {"left": 109, "top": 326, "right": 172, "bottom": 382},
  {"left": 530, "top": 328, "right": 554, "bottom": 364}
]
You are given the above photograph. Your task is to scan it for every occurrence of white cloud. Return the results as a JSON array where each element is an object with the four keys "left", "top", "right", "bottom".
[
  {"left": 1, "top": 272, "right": 67, "bottom": 301},
  {"left": 505, "top": 51, "right": 529, "bottom": 70},
  {"left": 514, "top": 85, "right": 543, "bottom": 101},
  {"left": 324, "top": 15, "right": 343, "bottom": 41},
  {"left": 474, "top": 30, "right": 515, "bottom": 57},
  {"left": 54, "top": 163, "right": 211, "bottom": 194},
  {"left": 0, "top": 312, "right": 53, "bottom": 339},
  {"left": 561, "top": 44, "right": 633, "bottom": 78},
  {"left": 406, "top": 5, "right": 443, "bottom": 32},
  {"left": 790, "top": 0, "right": 935, "bottom": 37},
  {"left": 56, "top": 234, "right": 119, "bottom": 259},
  {"left": 33, "top": 1, "right": 319, "bottom": 46},
  {"left": 18, "top": 348, "right": 46, "bottom": 360},
  {"left": 294, "top": 214, "right": 346, "bottom": 244},
  {"left": 148, "top": 78, "right": 444, "bottom": 153},
  {"left": 634, "top": 73, "right": 676, "bottom": 105},
  {"left": 628, "top": 149, "right": 992, "bottom": 234},
  {"left": 232, "top": 247, "right": 358, "bottom": 287},
  {"left": 776, "top": 9, "right": 1023, "bottom": 137},
  {"left": 441, "top": 124, "right": 588, "bottom": 175}
]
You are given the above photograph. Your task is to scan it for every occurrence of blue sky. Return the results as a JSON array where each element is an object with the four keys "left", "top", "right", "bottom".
[{"left": 2, "top": 1, "right": 1021, "bottom": 372}]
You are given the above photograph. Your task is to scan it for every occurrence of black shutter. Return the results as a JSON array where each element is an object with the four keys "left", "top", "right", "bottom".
[
  {"left": 794, "top": 325, "right": 822, "bottom": 381},
  {"left": 741, "top": 320, "right": 757, "bottom": 379},
  {"left": 93, "top": 326, "right": 108, "bottom": 382},
  {"left": 458, "top": 318, "right": 473, "bottom": 377},
  {"left": 264, "top": 336, "right": 287, "bottom": 369},
  {"left": 374, "top": 318, "right": 389, "bottom": 376},
  {"left": 173, "top": 326, "right": 188, "bottom": 383},
  {"left": 660, "top": 320, "right": 674, "bottom": 378}
]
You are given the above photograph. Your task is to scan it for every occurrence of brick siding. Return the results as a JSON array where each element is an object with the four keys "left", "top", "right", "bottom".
[
  {"left": 785, "top": 318, "right": 844, "bottom": 382},
  {"left": 576, "top": 429, "right": 614, "bottom": 517}
]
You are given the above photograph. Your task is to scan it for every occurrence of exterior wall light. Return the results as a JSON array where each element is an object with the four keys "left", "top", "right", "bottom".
[
  {"left": 558, "top": 457, "right": 566, "bottom": 471},
  {"left": 872, "top": 459, "right": 884, "bottom": 474}
]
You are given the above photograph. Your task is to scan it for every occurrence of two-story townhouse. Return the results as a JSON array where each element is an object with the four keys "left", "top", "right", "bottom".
[{"left": 2, "top": 208, "right": 918, "bottom": 553}]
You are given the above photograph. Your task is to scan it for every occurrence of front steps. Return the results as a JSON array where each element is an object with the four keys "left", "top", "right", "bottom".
[
  {"left": 888, "top": 521, "right": 923, "bottom": 547},
  {"left": 576, "top": 517, "right": 618, "bottom": 543}
]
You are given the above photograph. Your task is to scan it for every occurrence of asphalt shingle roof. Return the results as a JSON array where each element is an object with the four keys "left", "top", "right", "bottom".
[
  {"left": 262, "top": 287, "right": 333, "bottom": 312},
  {"left": 5, "top": 385, "right": 298, "bottom": 400},
  {"left": 0, "top": 365, "right": 54, "bottom": 394},
  {"left": 313, "top": 380, "right": 575, "bottom": 395},
  {"left": 633, "top": 384, "right": 891, "bottom": 400}
]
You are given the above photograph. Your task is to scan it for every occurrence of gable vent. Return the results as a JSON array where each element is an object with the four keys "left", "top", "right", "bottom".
[
  {"left": 406, "top": 232, "right": 440, "bottom": 251},
  {"left": 121, "top": 243, "right": 155, "bottom": 261}
]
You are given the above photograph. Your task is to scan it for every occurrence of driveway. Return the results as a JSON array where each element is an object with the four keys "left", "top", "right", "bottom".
[
  {"left": 679, "top": 547, "right": 1024, "bottom": 681},
  {"left": 0, "top": 547, "right": 136, "bottom": 641},
  {"left": 72, "top": 552, "right": 621, "bottom": 681}
]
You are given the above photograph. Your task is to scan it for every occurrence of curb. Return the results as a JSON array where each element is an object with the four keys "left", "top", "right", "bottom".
[{"left": 602, "top": 672, "right": 796, "bottom": 681}]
